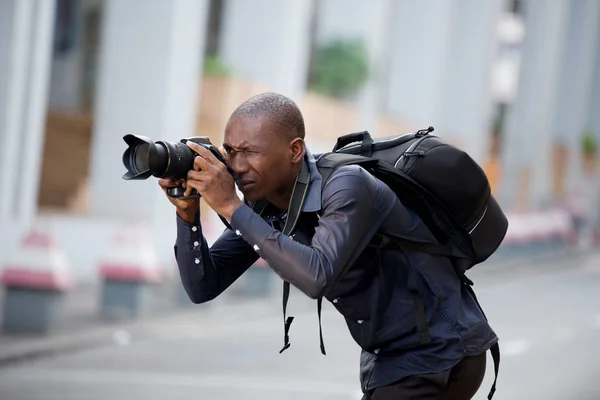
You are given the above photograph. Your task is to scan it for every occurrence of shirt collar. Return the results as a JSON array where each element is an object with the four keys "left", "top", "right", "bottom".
[{"left": 302, "top": 148, "right": 322, "bottom": 213}]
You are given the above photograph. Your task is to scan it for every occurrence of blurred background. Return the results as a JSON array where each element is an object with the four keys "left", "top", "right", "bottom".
[{"left": 0, "top": 0, "right": 599, "bottom": 399}]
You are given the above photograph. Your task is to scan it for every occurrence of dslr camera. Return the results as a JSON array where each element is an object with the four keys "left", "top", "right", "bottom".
[{"left": 121, "top": 134, "right": 229, "bottom": 198}]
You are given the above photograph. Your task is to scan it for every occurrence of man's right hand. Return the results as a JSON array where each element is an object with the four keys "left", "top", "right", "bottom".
[{"left": 158, "top": 178, "right": 200, "bottom": 224}]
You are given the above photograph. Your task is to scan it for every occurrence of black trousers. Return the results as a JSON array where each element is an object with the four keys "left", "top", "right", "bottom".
[{"left": 362, "top": 352, "right": 487, "bottom": 400}]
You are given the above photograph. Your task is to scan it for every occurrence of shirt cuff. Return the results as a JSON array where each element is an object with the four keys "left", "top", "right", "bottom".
[
  {"left": 229, "top": 204, "right": 273, "bottom": 253},
  {"left": 176, "top": 212, "right": 202, "bottom": 251}
]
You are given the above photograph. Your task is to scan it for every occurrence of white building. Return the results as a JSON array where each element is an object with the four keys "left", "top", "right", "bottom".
[{"left": 0, "top": 0, "right": 599, "bottom": 283}]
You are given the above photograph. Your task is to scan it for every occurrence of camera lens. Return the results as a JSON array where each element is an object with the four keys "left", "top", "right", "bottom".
[
  {"left": 122, "top": 135, "right": 174, "bottom": 180},
  {"left": 125, "top": 140, "right": 169, "bottom": 177},
  {"left": 122, "top": 134, "right": 210, "bottom": 181},
  {"left": 154, "top": 141, "right": 195, "bottom": 180},
  {"left": 130, "top": 142, "right": 150, "bottom": 174}
]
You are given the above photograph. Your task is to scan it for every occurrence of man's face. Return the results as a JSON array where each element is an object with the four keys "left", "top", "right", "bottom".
[{"left": 223, "top": 115, "right": 302, "bottom": 202}]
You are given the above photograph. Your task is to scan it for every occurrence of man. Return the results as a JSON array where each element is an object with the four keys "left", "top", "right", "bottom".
[{"left": 160, "top": 92, "right": 497, "bottom": 399}]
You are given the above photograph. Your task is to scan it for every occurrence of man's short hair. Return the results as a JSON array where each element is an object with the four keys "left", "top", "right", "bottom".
[{"left": 230, "top": 92, "right": 305, "bottom": 140}]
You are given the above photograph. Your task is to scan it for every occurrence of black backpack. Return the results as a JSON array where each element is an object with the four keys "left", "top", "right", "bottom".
[
  {"left": 272, "top": 126, "right": 506, "bottom": 400},
  {"left": 316, "top": 126, "right": 508, "bottom": 265},
  {"left": 311, "top": 126, "right": 506, "bottom": 399}
]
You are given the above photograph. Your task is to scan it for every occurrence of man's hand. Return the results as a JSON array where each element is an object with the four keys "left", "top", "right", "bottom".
[
  {"left": 184, "top": 142, "right": 243, "bottom": 221},
  {"left": 158, "top": 178, "right": 199, "bottom": 224}
]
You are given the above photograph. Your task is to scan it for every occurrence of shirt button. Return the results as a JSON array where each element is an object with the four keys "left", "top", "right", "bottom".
[
  {"left": 194, "top": 258, "right": 200, "bottom": 264},
  {"left": 192, "top": 226, "right": 197, "bottom": 232},
  {"left": 193, "top": 241, "right": 199, "bottom": 247},
  {"left": 332, "top": 298, "right": 339, "bottom": 304},
  {"left": 235, "top": 230, "right": 241, "bottom": 236},
  {"left": 357, "top": 319, "right": 364, "bottom": 324},
  {"left": 253, "top": 244, "right": 260, "bottom": 251},
  {"left": 374, "top": 349, "right": 380, "bottom": 355}
]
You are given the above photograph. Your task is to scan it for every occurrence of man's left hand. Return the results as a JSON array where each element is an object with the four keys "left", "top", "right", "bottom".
[{"left": 184, "top": 141, "right": 243, "bottom": 221}]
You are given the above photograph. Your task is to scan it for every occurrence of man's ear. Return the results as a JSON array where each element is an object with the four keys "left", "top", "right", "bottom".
[{"left": 289, "top": 138, "right": 305, "bottom": 163}]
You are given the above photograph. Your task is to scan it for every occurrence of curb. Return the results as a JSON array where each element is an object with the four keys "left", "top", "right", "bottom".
[{"left": 0, "top": 294, "right": 286, "bottom": 369}]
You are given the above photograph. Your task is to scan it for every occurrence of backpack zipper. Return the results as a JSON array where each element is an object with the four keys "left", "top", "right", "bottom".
[
  {"left": 468, "top": 206, "right": 488, "bottom": 234},
  {"left": 394, "top": 135, "right": 430, "bottom": 169}
]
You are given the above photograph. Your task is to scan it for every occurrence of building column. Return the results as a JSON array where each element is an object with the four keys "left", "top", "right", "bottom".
[
  {"left": 47, "top": 0, "right": 86, "bottom": 112},
  {"left": 583, "top": 9, "right": 600, "bottom": 240},
  {"left": 553, "top": 0, "right": 600, "bottom": 196},
  {"left": 218, "top": 0, "right": 313, "bottom": 102},
  {"left": 313, "top": 0, "right": 394, "bottom": 134},
  {"left": 589, "top": 40, "right": 600, "bottom": 144},
  {"left": 383, "top": 0, "right": 454, "bottom": 130},
  {"left": 0, "top": 0, "right": 56, "bottom": 226},
  {"left": 0, "top": 0, "right": 33, "bottom": 224},
  {"left": 499, "top": 0, "right": 570, "bottom": 210},
  {"left": 383, "top": 0, "right": 504, "bottom": 164},
  {"left": 16, "top": 0, "right": 57, "bottom": 226},
  {"left": 434, "top": 0, "right": 506, "bottom": 164},
  {"left": 88, "top": 0, "right": 210, "bottom": 267},
  {"left": 89, "top": 0, "right": 209, "bottom": 221}
]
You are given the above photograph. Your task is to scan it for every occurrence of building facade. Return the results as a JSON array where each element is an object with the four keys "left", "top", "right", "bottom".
[{"left": 0, "top": 0, "right": 599, "bottom": 281}]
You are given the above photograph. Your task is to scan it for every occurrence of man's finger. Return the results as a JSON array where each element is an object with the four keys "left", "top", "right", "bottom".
[
  {"left": 158, "top": 178, "right": 184, "bottom": 189},
  {"left": 184, "top": 179, "right": 196, "bottom": 197},
  {"left": 184, "top": 179, "right": 204, "bottom": 198},
  {"left": 187, "top": 170, "right": 207, "bottom": 182},
  {"left": 192, "top": 154, "right": 212, "bottom": 172},
  {"left": 187, "top": 142, "right": 220, "bottom": 165}
]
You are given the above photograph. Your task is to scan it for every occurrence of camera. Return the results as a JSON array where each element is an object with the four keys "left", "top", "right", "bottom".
[{"left": 121, "top": 134, "right": 228, "bottom": 198}]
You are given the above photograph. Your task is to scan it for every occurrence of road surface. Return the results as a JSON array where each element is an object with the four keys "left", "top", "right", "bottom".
[{"left": 1, "top": 251, "right": 599, "bottom": 400}]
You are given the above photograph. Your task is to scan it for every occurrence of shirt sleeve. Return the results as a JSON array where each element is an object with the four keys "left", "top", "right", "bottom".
[
  {"left": 229, "top": 166, "right": 394, "bottom": 299},
  {"left": 174, "top": 212, "right": 259, "bottom": 303}
]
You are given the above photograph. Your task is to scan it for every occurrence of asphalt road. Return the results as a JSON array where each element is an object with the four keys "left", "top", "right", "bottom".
[{"left": 1, "top": 252, "right": 600, "bottom": 400}]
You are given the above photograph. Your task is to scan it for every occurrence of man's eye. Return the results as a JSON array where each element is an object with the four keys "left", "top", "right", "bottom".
[{"left": 226, "top": 148, "right": 259, "bottom": 156}]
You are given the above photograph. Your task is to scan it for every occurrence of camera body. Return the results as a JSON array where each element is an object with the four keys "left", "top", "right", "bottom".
[{"left": 121, "top": 134, "right": 227, "bottom": 198}]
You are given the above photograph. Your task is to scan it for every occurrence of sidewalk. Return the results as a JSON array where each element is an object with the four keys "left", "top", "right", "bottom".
[
  {"left": 0, "top": 245, "right": 590, "bottom": 369},
  {"left": 0, "top": 275, "right": 295, "bottom": 368}
]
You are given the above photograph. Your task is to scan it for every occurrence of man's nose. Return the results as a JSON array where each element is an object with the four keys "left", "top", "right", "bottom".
[{"left": 229, "top": 154, "right": 249, "bottom": 175}]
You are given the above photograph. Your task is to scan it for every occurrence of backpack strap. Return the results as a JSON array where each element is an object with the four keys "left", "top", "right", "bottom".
[
  {"left": 332, "top": 131, "right": 374, "bottom": 156},
  {"left": 462, "top": 277, "right": 500, "bottom": 400},
  {"left": 407, "top": 268, "right": 432, "bottom": 344},
  {"left": 370, "top": 234, "right": 467, "bottom": 259},
  {"left": 488, "top": 342, "right": 500, "bottom": 399},
  {"left": 316, "top": 152, "right": 379, "bottom": 190}
]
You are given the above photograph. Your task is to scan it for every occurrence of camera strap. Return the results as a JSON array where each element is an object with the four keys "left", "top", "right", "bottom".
[
  {"left": 278, "top": 159, "right": 311, "bottom": 355},
  {"left": 227, "top": 159, "right": 320, "bottom": 356}
]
